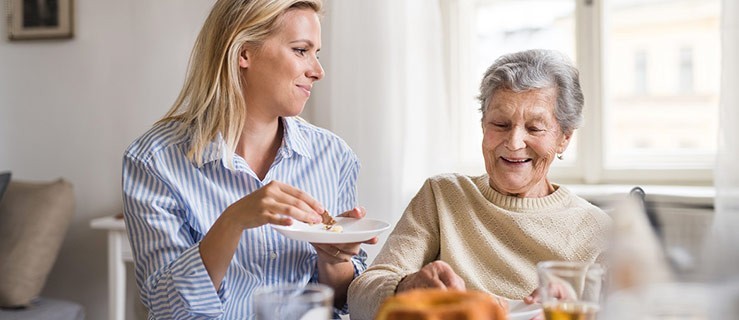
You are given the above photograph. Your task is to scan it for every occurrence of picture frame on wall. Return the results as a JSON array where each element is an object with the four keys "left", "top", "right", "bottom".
[{"left": 6, "top": 0, "right": 74, "bottom": 40}]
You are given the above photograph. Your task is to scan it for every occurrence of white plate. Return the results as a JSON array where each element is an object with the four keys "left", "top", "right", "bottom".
[
  {"left": 271, "top": 217, "right": 390, "bottom": 244},
  {"left": 507, "top": 299, "right": 542, "bottom": 320}
]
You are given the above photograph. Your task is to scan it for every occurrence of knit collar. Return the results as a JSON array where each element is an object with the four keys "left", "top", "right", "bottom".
[{"left": 473, "top": 174, "right": 572, "bottom": 212}]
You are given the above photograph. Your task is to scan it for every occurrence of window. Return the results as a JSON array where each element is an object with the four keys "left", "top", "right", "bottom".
[
  {"left": 442, "top": 0, "right": 721, "bottom": 184},
  {"left": 634, "top": 50, "right": 647, "bottom": 95},
  {"left": 679, "top": 47, "right": 694, "bottom": 93}
]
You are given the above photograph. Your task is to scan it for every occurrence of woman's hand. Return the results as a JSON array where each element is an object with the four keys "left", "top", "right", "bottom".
[
  {"left": 312, "top": 207, "right": 378, "bottom": 263},
  {"left": 313, "top": 207, "right": 378, "bottom": 308},
  {"left": 524, "top": 288, "right": 540, "bottom": 305},
  {"left": 201, "top": 181, "right": 323, "bottom": 290},
  {"left": 524, "top": 281, "right": 574, "bottom": 305},
  {"left": 223, "top": 180, "right": 324, "bottom": 229},
  {"left": 396, "top": 260, "right": 466, "bottom": 293}
]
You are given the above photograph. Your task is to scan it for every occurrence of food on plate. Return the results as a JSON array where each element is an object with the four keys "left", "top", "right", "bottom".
[
  {"left": 320, "top": 210, "right": 336, "bottom": 225},
  {"left": 324, "top": 224, "right": 343, "bottom": 233},
  {"left": 310, "top": 210, "right": 342, "bottom": 233},
  {"left": 375, "top": 289, "right": 508, "bottom": 320}
]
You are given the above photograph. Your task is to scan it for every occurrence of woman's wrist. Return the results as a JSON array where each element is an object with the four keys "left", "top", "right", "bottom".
[{"left": 219, "top": 204, "right": 248, "bottom": 231}]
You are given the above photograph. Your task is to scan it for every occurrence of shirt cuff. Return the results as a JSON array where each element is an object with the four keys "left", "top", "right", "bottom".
[
  {"left": 335, "top": 249, "right": 369, "bottom": 315},
  {"left": 170, "top": 245, "right": 227, "bottom": 317}
]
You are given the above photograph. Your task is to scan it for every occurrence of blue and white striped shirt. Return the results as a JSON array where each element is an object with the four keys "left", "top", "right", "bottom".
[{"left": 122, "top": 117, "right": 367, "bottom": 320}]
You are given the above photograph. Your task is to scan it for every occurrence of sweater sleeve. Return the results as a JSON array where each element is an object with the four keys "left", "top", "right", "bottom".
[{"left": 348, "top": 179, "right": 442, "bottom": 320}]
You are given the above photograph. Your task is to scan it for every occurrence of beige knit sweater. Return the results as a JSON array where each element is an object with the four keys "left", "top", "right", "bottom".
[{"left": 347, "top": 174, "right": 610, "bottom": 320}]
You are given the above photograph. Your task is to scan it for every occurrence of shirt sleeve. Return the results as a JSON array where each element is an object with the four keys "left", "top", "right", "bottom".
[
  {"left": 347, "top": 179, "right": 442, "bottom": 320},
  {"left": 122, "top": 154, "right": 227, "bottom": 320}
]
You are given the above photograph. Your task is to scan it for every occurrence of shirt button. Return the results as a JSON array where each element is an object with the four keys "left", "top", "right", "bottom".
[{"left": 270, "top": 252, "right": 277, "bottom": 259}]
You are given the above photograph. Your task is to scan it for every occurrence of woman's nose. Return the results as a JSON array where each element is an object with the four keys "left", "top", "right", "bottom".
[
  {"left": 307, "top": 58, "right": 324, "bottom": 81},
  {"left": 505, "top": 127, "right": 526, "bottom": 150}
]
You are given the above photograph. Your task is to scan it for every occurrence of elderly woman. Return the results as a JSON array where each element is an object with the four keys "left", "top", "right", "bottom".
[{"left": 347, "top": 49, "right": 611, "bottom": 319}]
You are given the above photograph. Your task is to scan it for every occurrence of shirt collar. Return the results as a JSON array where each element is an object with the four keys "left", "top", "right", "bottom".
[
  {"left": 194, "top": 117, "right": 312, "bottom": 168},
  {"left": 281, "top": 117, "right": 312, "bottom": 159},
  {"left": 196, "top": 133, "right": 225, "bottom": 168}
]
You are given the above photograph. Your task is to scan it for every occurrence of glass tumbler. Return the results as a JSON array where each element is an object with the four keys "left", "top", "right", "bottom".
[
  {"left": 537, "top": 261, "right": 605, "bottom": 320},
  {"left": 253, "top": 283, "right": 333, "bottom": 320}
]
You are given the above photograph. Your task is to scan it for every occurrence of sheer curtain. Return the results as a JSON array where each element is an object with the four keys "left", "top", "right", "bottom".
[
  {"left": 708, "top": 0, "right": 739, "bottom": 277},
  {"left": 306, "top": 0, "right": 450, "bottom": 259}
]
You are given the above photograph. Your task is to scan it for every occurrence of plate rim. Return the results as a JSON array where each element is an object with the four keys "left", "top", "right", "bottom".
[
  {"left": 270, "top": 217, "right": 390, "bottom": 243},
  {"left": 507, "top": 299, "right": 542, "bottom": 319}
]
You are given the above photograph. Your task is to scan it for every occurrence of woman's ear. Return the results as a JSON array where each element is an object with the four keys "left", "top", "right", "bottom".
[
  {"left": 238, "top": 47, "right": 250, "bottom": 69},
  {"left": 557, "top": 131, "right": 573, "bottom": 154}
]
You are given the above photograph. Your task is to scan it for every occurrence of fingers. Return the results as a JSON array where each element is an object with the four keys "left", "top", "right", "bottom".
[
  {"left": 398, "top": 261, "right": 463, "bottom": 293},
  {"left": 262, "top": 181, "right": 322, "bottom": 223},
  {"left": 273, "top": 181, "right": 324, "bottom": 214},
  {"left": 337, "top": 206, "right": 366, "bottom": 218},
  {"left": 524, "top": 288, "right": 540, "bottom": 304},
  {"left": 268, "top": 201, "right": 321, "bottom": 224},
  {"left": 312, "top": 243, "right": 354, "bottom": 263},
  {"left": 265, "top": 213, "right": 293, "bottom": 226},
  {"left": 437, "top": 267, "right": 466, "bottom": 290},
  {"left": 431, "top": 261, "right": 466, "bottom": 290}
]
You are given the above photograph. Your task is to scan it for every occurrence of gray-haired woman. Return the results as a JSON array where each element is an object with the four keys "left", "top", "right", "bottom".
[{"left": 348, "top": 49, "right": 610, "bottom": 319}]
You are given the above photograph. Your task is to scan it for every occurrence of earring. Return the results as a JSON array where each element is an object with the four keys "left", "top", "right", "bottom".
[{"left": 557, "top": 153, "right": 564, "bottom": 160}]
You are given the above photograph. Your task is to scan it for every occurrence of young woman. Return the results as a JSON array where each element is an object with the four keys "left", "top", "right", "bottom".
[{"left": 122, "top": 1, "right": 376, "bottom": 318}]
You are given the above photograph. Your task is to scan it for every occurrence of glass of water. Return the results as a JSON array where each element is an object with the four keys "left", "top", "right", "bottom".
[{"left": 253, "top": 283, "right": 333, "bottom": 320}]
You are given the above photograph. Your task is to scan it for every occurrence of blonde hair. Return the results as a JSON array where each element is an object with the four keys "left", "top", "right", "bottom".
[{"left": 159, "top": 0, "right": 322, "bottom": 166}]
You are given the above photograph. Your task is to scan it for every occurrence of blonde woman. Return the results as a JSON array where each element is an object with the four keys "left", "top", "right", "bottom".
[{"left": 122, "top": 0, "right": 376, "bottom": 319}]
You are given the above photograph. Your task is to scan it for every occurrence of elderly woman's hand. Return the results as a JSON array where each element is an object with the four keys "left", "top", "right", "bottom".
[
  {"left": 524, "top": 281, "right": 575, "bottom": 305},
  {"left": 396, "top": 260, "right": 466, "bottom": 293}
]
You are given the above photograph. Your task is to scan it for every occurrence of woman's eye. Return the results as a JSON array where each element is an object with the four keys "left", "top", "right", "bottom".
[
  {"left": 528, "top": 127, "right": 544, "bottom": 132},
  {"left": 293, "top": 48, "right": 307, "bottom": 56}
]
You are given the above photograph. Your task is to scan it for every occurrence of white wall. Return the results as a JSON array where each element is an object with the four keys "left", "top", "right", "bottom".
[{"left": 0, "top": 1, "right": 214, "bottom": 319}]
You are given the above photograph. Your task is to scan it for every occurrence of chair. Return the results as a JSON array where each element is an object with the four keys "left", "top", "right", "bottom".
[
  {"left": 0, "top": 175, "right": 85, "bottom": 320},
  {"left": 628, "top": 186, "right": 695, "bottom": 276},
  {"left": 629, "top": 187, "right": 663, "bottom": 239}
]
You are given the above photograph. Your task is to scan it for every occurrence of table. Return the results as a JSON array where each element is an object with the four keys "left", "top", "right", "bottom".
[{"left": 90, "top": 216, "right": 132, "bottom": 320}]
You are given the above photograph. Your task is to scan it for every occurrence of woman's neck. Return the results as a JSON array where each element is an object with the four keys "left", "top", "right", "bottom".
[
  {"left": 237, "top": 116, "right": 283, "bottom": 180},
  {"left": 491, "top": 179, "right": 556, "bottom": 198}
]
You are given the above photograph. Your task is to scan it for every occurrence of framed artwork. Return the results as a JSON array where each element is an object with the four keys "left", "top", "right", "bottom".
[{"left": 6, "top": 0, "right": 74, "bottom": 40}]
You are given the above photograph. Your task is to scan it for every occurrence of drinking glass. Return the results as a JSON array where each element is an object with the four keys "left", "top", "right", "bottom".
[
  {"left": 253, "top": 283, "right": 333, "bottom": 320},
  {"left": 537, "top": 261, "right": 604, "bottom": 320}
]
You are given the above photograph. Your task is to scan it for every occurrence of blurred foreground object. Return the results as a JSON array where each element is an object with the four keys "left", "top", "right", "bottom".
[
  {"left": 374, "top": 289, "right": 507, "bottom": 320},
  {"left": 607, "top": 188, "right": 673, "bottom": 292}
]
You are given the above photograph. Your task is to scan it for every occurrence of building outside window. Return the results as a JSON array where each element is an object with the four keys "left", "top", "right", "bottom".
[
  {"left": 634, "top": 50, "right": 648, "bottom": 95},
  {"left": 679, "top": 47, "right": 694, "bottom": 93}
]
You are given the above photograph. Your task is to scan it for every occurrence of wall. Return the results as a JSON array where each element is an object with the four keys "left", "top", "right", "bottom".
[{"left": 0, "top": 1, "right": 214, "bottom": 319}]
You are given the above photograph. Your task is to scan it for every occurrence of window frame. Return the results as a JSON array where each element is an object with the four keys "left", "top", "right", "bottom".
[{"left": 441, "top": 0, "right": 715, "bottom": 186}]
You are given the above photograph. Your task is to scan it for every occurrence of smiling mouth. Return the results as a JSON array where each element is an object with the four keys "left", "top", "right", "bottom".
[
  {"left": 501, "top": 157, "right": 532, "bottom": 164},
  {"left": 296, "top": 85, "right": 311, "bottom": 96}
]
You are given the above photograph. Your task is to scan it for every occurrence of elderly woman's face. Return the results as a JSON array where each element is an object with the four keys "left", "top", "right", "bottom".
[{"left": 482, "top": 88, "right": 571, "bottom": 197}]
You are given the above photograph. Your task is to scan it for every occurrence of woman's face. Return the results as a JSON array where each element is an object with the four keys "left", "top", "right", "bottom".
[
  {"left": 239, "top": 8, "right": 324, "bottom": 121},
  {"left": 481, "top": 88, "right": 571, "bottom": 197}
]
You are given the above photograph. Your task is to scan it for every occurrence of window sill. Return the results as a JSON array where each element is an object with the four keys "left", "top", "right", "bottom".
[{"left": 566, "top": 184, "right": 715, "bottom": 208}]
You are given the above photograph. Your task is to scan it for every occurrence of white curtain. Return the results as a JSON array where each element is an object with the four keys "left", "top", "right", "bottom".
[
  {"left": 707, "top": 0, "right": 739, "bottom": 280},
  {"left": 306, "top": 0, "right": 450, "bottom": 259}
]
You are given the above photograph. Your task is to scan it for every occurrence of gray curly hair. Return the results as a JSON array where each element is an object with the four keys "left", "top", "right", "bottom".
[{"left": 477, "top": 49, "right": 584, "bottom": 134}]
